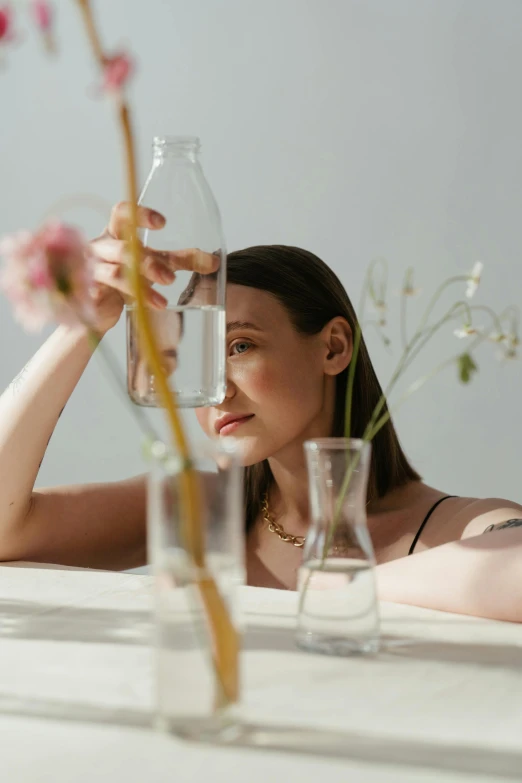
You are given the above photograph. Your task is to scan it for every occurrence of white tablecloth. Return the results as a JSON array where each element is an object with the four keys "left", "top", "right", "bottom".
[{"left": 0, "top": 562, "right": 521, "bottom": 782}]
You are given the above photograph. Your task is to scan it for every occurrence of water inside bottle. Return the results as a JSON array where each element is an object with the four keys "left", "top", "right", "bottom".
[{"left": 126, "top": 304, "right": 226, "bottom": 408}]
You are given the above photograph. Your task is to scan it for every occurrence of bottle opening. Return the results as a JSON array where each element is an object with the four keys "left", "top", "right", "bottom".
[{"left": 153, "top": 136, "right": 201, "bottom": 158}]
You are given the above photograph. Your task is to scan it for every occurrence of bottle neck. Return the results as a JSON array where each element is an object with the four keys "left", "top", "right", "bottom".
[{"left": 153, "top": 136, "right": 200, "bottom": 163}]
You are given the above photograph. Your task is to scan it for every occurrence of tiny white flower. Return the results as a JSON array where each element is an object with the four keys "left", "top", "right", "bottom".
[
  {"left": 487, "top": 332, "right": 507, "bottom": 344},
  {"left": 401, "top": 269, "right": 421, "bottom": 297},
  {"left": 465, "top": 262, "right": 484, "bottom": 299},
  {"left": 402, "top": 284, "right": 421, "bottom": 297},
  {"left": 454, "top": 324, "right": 482, "bottom": 339}
]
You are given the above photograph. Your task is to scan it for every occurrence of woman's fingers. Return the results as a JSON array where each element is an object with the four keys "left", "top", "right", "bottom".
[
  {"left": 101, "top": 202, "right": 220, "bottom": 281},
  {"left": 137, "top": 247, "right": 218, "bottom": 275},
  {"left": 92, "top": 235, "right": 218, "bottom": 278},
  {"left": 168, "top": 248, "right": 220, "bottom": 273},
  {"left": 90, "top": 235, "right": 127, "bottom": 263},
  {"left": 141, "top": 254, "right": 176, "bottom": 284},
  {"left": 93, "top": 264, "right": 168, "bottom": 309},
  {"left": 91, "top": 235, "right": 176, "bottom": 286},
  {"left": 108, "top": 202, "right": 165, "bottom": 238}
]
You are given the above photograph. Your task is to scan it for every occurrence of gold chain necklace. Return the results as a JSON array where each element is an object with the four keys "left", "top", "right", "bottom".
[{"left": 261, "top": 492, "right": 306, "bottom": 548}]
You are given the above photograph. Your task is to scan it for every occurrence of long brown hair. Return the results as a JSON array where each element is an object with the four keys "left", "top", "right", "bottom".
[{"left": 181, "top": 244, "right": 420, "bottom": 530}]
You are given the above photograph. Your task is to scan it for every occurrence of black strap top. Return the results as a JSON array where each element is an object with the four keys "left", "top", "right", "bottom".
[{"left": 408, "top": 495, "right": 456, "bottom": 556}]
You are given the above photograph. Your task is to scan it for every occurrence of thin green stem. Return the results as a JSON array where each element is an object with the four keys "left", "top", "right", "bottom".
[
  {"left": 364, "top": 258, "right": 388, "bottom": 314},
  {"left": 362, "top": 321, "right": 392, "bottom": 352},
  {"left": 400, "top": 291, "right": 408, "bottom": 350},
  {"left": 398, "top": 301, "right": 470, "bottom": 377},
  {"left": 88, "top": 330, "right": 160, "bottom": 444},
  {"left": 400, "top": 302, "right": 505, "bottom": 380},
  {"left": 367, "top": 358, "right": 454, "bottom": 440},
  {"left": 322, "top": 455, "right": 360, "bottom": 559},
  {"left": 468, "top": 304, "right": 508, "bottom": 336},
  {"left": 367, "top": 329, "right": 491, "bottom": 441},
  {"left": 361, "top": 277, "right": 474, "bottom": 441},
  {"left": 345, "top": 259, "right": 390, "bottom": 439},
  {"left": 400, "top": 267, "right": 413, "bottom": 350},
  {"left": 344, "top": 323, "right": 362, "bottom": 439},
  {"left": 415, "top": 275, "right": 469, "bottom": 335},
  {"left": 74, "top": 314, "right": 159, "bottom": 444}
]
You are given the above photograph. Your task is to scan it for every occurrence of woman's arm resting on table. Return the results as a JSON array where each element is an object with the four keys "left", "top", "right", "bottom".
[
  {"left": 0, "top": 474, "right": 148, "bottom": 571},
  {"left": 376, "top": 527, "right": 522, "bottom": 622}
]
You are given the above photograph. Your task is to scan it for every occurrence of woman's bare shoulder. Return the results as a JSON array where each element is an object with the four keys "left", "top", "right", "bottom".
[
  {"left": 427, "top": 493, "right": 522, "bottom": 541},
  {"left": 452, "top": 496, "right": 522, "bottom": 539},
  {"left": 408, "top": 485, "right": 522, "bottom": 549}
]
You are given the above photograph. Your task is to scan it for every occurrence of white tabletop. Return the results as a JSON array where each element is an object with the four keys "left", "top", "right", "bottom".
[{"left": 0, "top": 563, "right": 521, "bottom": 782}]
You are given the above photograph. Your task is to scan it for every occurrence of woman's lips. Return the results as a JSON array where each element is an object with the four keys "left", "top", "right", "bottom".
[{"left": 217, "top": 415, "right": 254, "bottom": 436}]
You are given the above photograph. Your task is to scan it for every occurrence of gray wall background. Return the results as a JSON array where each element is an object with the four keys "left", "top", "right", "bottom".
[{"left": 1, "top": 0, "right": 521, "bottom": 502}]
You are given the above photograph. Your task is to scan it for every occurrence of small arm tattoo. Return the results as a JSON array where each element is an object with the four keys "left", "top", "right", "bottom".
[
  {"left": 483, "top": 519, "right": 522, "bottom": 533},
  {"left": 9, "top": 363, "right": 31, "bottom": 396}
]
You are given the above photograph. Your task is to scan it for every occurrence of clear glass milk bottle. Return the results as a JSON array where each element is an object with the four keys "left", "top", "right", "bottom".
[{"left": 126, "top": 136, "right": 226, "bottom": 408}]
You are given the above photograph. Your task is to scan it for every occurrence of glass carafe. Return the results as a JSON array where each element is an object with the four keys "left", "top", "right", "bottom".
[
  {"left": 297, "top": 438, "right": 380, "bottom": 655},
  {"left": 126, "top": 136, "right": 226, "bottom": 408}
]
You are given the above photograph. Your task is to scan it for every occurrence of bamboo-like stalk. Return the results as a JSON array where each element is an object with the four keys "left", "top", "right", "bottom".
[{"left": 76, "top": 0, "right": 239, "bottom": 708}]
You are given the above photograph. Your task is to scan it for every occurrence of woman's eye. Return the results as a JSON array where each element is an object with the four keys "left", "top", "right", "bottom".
[{"left": 231, "top": 341, "right": 251, "bottom": 355}]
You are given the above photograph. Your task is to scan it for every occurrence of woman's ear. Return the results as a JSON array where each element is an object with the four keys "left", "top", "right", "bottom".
[{"left": 322, "top": 317, "right": 353, "bottom": 376}]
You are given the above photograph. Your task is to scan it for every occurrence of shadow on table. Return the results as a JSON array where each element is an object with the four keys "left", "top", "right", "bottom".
[
  {"left": 0, "top": 598, "right": 151, "bottom": 646},
  {"left": 0, "top": 604, "right": 521, "bottom": 778},
  {"left": 235, "top": 722, "right": 522, "bottom": 780},
  {"left": 0, "top": 692, "right": 521, "bottom": 780},
  {"left": 245, "top": 622, "right": 522, "bottom": 669},
  {"left": 382, "top": 635, "right": 522, "bottom": 668},
  {"left": 1, "top": 596, "right": 521, "bottom": 670}
]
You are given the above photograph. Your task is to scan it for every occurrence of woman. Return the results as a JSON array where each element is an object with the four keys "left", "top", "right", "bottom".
[{"left": 1, "top": 202, "right": 522, "bottom": 620}]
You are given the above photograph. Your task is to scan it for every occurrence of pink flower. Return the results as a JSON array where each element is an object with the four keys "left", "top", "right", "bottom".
[
  {"left": 0, "top": 5, "right": 14, "bottom": 43},
  {"left": 103, "top": 52, "right": 133, "bottom": 94},
  {"left": 32, "top": 1, "right": 52, "bottom": 31},
  {"left": 0, "top": 221, "right": 96, "bottom": 332},
  {"left": 31, "top": 1, "right": 56, "bottom": 53}
]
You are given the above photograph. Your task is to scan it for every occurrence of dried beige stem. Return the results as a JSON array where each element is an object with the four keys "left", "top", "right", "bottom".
[{"left": 76, "top": 0, "right": 239, "bottom": 709}]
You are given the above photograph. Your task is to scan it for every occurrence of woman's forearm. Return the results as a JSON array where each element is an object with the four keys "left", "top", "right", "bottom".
[
  {"left": 0, "top": 324, "right": 96, "bottom": 542},
  {"left": 376, "top": 528, "right": 522, "bottom": 622}
]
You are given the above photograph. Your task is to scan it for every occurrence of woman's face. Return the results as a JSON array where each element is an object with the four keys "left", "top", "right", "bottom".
[
  {"left": 195, "top": 283, "right": 342, "bottom": 466},
  {"left": 133, "top": 309, "right": 181, "bottom": 399}
]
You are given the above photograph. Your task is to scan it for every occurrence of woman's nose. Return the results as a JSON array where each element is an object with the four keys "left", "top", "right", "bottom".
[{"left": 224, "top": 374, "right": 236, "bottom": 399}]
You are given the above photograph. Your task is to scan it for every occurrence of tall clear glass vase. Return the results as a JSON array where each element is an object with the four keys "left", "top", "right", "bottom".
[
  {"left": 147, "top": 438, "right": 244, "bottom": 740},
  {"left": 297, "top": 438, "right": 380, "bottom": 656}
]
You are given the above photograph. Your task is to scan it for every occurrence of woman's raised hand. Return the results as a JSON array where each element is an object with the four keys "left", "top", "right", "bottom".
[{"left": 88, "top": 201, "right": 219, "bottom": 334}]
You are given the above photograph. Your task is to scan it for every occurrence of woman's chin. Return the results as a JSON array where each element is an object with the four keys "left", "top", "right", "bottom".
[{"left": 221, "top": 434, "right": 271, "bottom": 467}]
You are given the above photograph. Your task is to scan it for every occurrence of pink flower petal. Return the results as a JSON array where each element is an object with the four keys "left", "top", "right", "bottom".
[
  {"left": 27, "top": 256, "right": 54, "bottom": 289},
  {"left": 0, "top": 5, "right": 12, "bottom": 42},
  {"left": 32, "top": 0, "right": 52, "bottom": 32},
  {"left": 0, "top": 221, "right": 96, "bottom": 333},
  {"left": 102, "top": 52, "right": 133, "bottom": 94}
]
